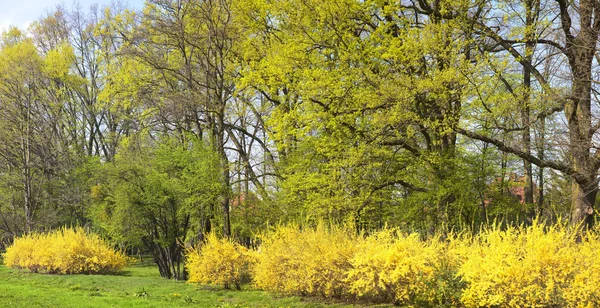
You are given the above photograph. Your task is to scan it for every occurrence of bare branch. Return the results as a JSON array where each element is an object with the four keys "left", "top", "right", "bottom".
[{"left": 456, "top": 128, "right": 583, "bottom": 180}]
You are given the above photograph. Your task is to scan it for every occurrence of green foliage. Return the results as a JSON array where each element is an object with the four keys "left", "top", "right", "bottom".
[
  {"left": 0, "top": 27, "right": 90, "bottom": 235},
  {"left": 90, "top": 133, "right": 224, "bottom": 279},
  {"left": 235, "top": 0, "right": 492, "bottom": 232},
  {"left": 230, "top": 192, "right": 279, "bottom": 245}
]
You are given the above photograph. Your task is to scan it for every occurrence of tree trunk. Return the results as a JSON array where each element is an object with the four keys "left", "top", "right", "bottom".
[
  {"left": 562, "top": 0, "right": 600, "bottom": 227},
  {"left": 567, "top": 60, "right": 596, "bottom": 227},
  {"left": 570, "top": 180, "right": 597, "bottom": 228},
  {"left": 218, "top": 115, "right": 231, "bottom": 237},
  {"left": 23, "top": 98, "right": 33, "bottom": 233},
  {"left": 522, "top": 0, "right": 538, "bottom": 207},
  {"left": 536, "top": 114, "right": 546, "bottom": 216}
]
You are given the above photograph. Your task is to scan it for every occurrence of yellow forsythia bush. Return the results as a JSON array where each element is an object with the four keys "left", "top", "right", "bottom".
[
  {"left": 346, "top": 230, "right": 459, "bottom": 305},
  {"left": 181, "top": 221, "right": 600, "bottom": 307},
  {"left": 186, "top": 233, "right": 253, "bottom": 290},
  {"left": 252, "top": 224, "right": 358, "bottom": 298},
  {"left": 3, "top": 227, "right": 127, "bottom": 274},
  {"left": 560, "top": 230, "right": 600, "bottom": 307},
  {"left": 457, "top": 223, "right": 578, "bottom": 308}
]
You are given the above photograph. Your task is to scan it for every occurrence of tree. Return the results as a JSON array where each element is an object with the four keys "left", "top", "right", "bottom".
[
  {"left": 237, "top": 0, "right": 492, "bottom": 231},
  {"left": 97, "top": 0, "right": 281, "bottom": 237},
  {"left": 91, "top": 133, "right": 224, "bottom": 280},
  {"left": 0, "top": 27, "right": 84, "bottom": 234},
  {"left": 457, "top": 0, "right": 600, "bottom": 227}
]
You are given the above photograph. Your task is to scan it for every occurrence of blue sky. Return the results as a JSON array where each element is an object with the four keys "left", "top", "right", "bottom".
[{"left": 0, "top": 0, "right": 145, "bottom": 32}]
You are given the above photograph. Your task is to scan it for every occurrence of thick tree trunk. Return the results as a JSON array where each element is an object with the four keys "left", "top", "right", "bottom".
[
  {"left": 562, "top": 0, "right": 599, "bottom": 227},
  {"left": 570, "top": 180, "right": 597, "bottom": 228},
  {"left": 567, "top": 66, "right": 596, "bottom": 227}
]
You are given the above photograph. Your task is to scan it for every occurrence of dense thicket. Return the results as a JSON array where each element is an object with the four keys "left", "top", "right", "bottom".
[{"left": 0, "top": 0, "right": 598, "bottom": 278}]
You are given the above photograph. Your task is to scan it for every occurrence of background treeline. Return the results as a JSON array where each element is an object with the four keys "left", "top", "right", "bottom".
[{"left": 0, "top": 0, "right": 597, "bottom": 279}]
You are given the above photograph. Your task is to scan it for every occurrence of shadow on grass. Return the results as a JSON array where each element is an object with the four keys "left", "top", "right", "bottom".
[{"left": 122, "top": 256, "right": 162, "bottom": 278}]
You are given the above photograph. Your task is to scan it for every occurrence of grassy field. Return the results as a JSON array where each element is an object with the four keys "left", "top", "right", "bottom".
[{"left": 0, "top": 258, "right": 370, "bottom": 308}]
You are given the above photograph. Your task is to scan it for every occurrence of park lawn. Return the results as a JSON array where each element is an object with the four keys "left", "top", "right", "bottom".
[{"left": 0, "top": 259, "right": 366, "bottom": 308}]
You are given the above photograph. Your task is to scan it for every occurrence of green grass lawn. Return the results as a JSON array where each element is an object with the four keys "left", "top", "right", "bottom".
[{"left": 0, "top": 258, "right": 379, "bottom": 308}]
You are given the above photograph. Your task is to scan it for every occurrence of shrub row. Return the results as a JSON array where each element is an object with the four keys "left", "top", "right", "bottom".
[
  {"left": 3, "top": 227, "right": 127, "bottom": 274},
  {"left": 457, "top": 224, "right": 600, "bottom": 307},
  {"left": 188, "top": 222, "right": 600, "bottom": 307}
]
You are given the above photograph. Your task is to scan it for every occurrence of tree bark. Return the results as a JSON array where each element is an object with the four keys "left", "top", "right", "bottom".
[
  {"left": 563, "top": 0, "right": 599, "bottom": 225},
  {"left": 571, "top": 180, "right": 597, "bottom": 228},
  {"left": 522, "top": 0, "right": 538, "bottom": 206}
]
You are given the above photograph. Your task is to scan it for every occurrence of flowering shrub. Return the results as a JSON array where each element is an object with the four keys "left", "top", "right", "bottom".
[
  {"left": 186, "top": 233, "right": 253, "bottom": 290},
  {"left": 252, "top": 224, "right": 358, "bottom": 298},
  {"left": 347, "top": 230, "right": 460, "bottom": 305},
  {"left": 457, "top": 223, "right": 578, "bottom": 307},
  {"left": 182, "top": 222, "right": 600, "bottom": 307},
  {"left": 3, "top": 227, "right": 127, "bottom": 274},
  {"left": 560, "top": 230, "right": 600, "bottom": 307},
  {"left": 347, "top": 231, "right": 429, "bottom": 303}
]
